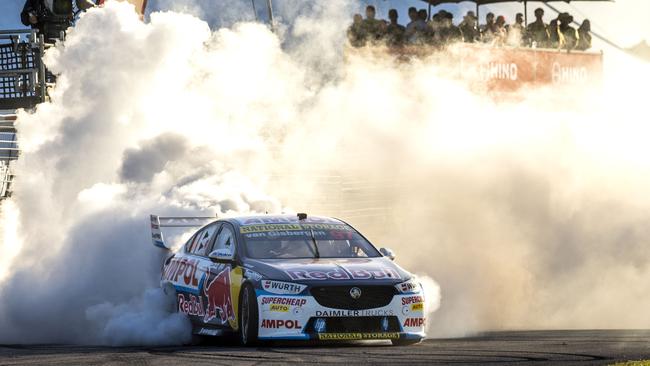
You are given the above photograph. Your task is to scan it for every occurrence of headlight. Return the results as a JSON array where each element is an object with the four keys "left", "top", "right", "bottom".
[{"left": 395, "top": 279, "right": 422, "bottom": 294}]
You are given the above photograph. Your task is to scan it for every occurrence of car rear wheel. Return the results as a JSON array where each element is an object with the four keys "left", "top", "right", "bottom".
[
  {"left": 239, "top": 285, "right": 259, "bottom": 346},
  {"left": 391, "top": 338, "right": 423, "bottom": 346}
]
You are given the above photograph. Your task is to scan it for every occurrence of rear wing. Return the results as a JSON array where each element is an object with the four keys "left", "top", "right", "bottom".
[{"left": 150, "top": 214, "right": 216, "bottom": 250}]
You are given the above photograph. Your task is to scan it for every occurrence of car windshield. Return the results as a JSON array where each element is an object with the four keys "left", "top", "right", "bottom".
[{"left": 241, "top": 222, "right": 381, "bottom": 259}]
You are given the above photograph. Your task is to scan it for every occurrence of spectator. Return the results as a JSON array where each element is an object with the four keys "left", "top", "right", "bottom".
[
  {"left": 459, "top": 11, "right": 479, "bottom": 43},
  {"left": 548, "top": 18, "right": 564, "bottom": 49},
  {"left": 507, "top": 13, "right": 525, "bottom": 46},
  {"left": 439, "top": 11, "right": 462, "bottom": 45},
  {"left": 558, "top": 12, "right": 578, "bottom": 50},
  {"left": 405, "top": 6, "right": 428, "bottom": 44},
  {"left": 21, "top": 0, "right": 74, "bottom": 42},
  {"left": 576, "top": 19, "right": 592, "bottom": 51},
  {"left": 347, "top": 13, "right": 366, "bottom": 47},
  {"left": 480, "top": 12, "right": 497, "bottom": 43},
  {"left": 385, "top": 9, "right": 406, "bottom": 46},
  {"left": 418, "top": 9, "right": 429, "bottom": 22},
  {"left": 526, "top": 8, "right": 550, "bottom": 48},
  {"left": 493, "top": 15, "right": 508, "bottom": 45},
  {"left": 362, "top": 5, "right": 384, "bottom": 43}
]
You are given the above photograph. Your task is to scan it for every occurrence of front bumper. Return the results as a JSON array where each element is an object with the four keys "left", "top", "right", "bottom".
[{"left": 255, "top": 289, "right": 426, "bottom": 341}]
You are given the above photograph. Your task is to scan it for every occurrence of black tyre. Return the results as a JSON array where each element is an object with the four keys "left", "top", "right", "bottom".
[
  {"left": 391, "top": 338, "right": 423, "bottom": 346},
  {"left": 239, "top": 285, "right": 259, "bottom": 346}
]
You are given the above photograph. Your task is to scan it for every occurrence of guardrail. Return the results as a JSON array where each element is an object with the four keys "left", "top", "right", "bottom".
[{"left": 0, "top": 113, "right": 17, "bottom": 199}]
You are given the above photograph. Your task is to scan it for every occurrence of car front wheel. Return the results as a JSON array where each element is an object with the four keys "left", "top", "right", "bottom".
[{"left": 239, "top": 285, "right": 259, "bottom": 346}]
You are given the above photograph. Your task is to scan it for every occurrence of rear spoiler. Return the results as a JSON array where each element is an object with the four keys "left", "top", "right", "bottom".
[{"left": 150, "top": 214, "right": 216, "bottom": 250}]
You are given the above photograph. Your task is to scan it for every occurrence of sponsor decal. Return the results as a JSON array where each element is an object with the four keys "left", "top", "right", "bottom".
[
  {"left": 269, "top": 304, "right": 289, "bottom": 312},
  {"left": 315, "top": 309, "right": 394, "bottom": 317},
  {"left": 260, "top": 319, "right": 303, "bottom": 329},
  {"left": 260, "top": 297, "right": 308, "bottom": 307},
  {"left": 552, "top": 63, "right": 588, "bottom": 83},
  {"left": 314, "top": 318, "right": 327, "bottom": 333},
  {"left": 203, "top": 266, "right": 235, "bottom": 324},
  {"left": 261, "top": 280, "right": 307, "bottom": 295},
  {"left": 317, "top": 333, "right": 400, "bottom": 340},
  {"left": 244, "top": 269, "right": 263, "bottom": 281},
  {"left": 197, "top": 328, "right": 222, "bottom": 336},
  {"left": 397, "top": 281, "right": 420, "bottom": 293},
  {"left": 239, "top": 217, "right": 341, "bottom": 225},
  {"left": 401, "top": 295, "right": 424, "bottom": 306},
  {"left": 162, "top": 258, "right": 202, "bottom": 289},
  {"left": 286, "top": 266, "right": 401, "bottom": 281},
  {"left": 479, "top": 62, "right": 518, "bottom": 81},
  {"left": 178, "top": 294, "right": 205, "bottom": 317},
  {"left": 241, "top": 223, "right": 352, "bottom": 234},
  {"left": 411, "top": 303, "right": 424, "bottom": 312},
  {"left": 403, "top": 318, "right": 426, "bottom": 327}
]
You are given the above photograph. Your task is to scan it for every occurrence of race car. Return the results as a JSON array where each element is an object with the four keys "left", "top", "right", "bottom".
[{"left": 151, "top": 213, "right": 426, "bottom": 346}]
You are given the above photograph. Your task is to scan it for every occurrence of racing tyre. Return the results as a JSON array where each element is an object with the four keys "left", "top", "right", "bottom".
[
  {"left": 391, "top": 338, "right": 423, "bottom": 346},
  {"left": 239, "top": 285, "right": 259, "bottom": 346}
]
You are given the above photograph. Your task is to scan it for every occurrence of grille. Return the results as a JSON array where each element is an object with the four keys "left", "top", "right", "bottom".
[
  {"left": 305, "top": 316, "right": 401, "bottom": 333},
  {"left": 310, "top": 285, "right": 396, "bottom": 310}
]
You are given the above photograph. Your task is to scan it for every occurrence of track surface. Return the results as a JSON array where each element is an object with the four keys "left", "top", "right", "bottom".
[{"left": 1, "top": 330, "right": 650, "bottom": 365}]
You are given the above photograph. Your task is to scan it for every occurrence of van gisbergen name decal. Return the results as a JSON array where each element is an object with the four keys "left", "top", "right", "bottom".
[{"left": 285, "top": 266, "right": 401, "bottom": 280}]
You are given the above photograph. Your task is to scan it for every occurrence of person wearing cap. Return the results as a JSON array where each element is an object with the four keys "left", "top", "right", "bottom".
[
  {"left": 526, "top": 8, "right": 550, "bottom": 48},
  {"left": 576, "top": 19, "right": 592, "bottom": 51},
  {"left": 459, "top": 11, "right": 479, "bottom": 43},
  {"left": 385, "top": 8, "right": 406, "bottom": 47},
  {"left": 558, "top": 12, "right": 579, "bottom": 50}
]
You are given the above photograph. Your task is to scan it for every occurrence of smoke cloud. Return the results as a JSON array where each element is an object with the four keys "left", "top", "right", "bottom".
[{"left": 0, "top": 0, "right": 648, "bottom": 346}]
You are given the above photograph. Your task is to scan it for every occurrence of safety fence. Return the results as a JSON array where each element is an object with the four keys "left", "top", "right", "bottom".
[{"left": 0, "top": 30, "right": 47, "bottom": 110}]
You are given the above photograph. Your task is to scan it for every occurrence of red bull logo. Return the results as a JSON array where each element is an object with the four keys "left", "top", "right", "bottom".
[{"left": 203, "top": 266, "right": 235, "bottom": 324}]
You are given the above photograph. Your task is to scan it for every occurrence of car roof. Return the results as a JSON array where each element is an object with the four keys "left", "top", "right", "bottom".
[{"left": 222, "top": 215, "right": 346, "bottom": 227}]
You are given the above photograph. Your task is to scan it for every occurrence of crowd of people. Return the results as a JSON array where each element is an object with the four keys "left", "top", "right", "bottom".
[{"left": 347, "top": 6, "right": 592, "bottom": 51}]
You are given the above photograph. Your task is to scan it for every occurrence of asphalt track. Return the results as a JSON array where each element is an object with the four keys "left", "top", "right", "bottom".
[{"left": 1, "top": 330, "right": 650, "bottom": 365}]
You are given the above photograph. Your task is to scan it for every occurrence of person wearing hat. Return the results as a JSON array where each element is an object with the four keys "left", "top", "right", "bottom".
[
  {"left": 526, "top": 7, "right": 550, "bottom": 48},
  {"left": 558, "top": 12, "right": 579, "bottom": 50},
  {"left": 459, "top": 11, "right": 479, "bottom": 43}
]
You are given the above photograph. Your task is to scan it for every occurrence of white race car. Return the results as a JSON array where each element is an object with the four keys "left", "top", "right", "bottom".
[{"left": 152, "top": 213, "right": 426, "bottom": 345}]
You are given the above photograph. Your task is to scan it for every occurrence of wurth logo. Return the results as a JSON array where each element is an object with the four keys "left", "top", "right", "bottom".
[{"left": 203, "top": 267, "right": 235, "bottom": 324}]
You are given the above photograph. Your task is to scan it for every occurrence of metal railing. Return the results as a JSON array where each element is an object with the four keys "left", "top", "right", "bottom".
[
  {"left": 0, "top": 29, "right": 48, "bottom": 110},
  {"left": 0, "top": 113, "right": 17, "bottom": 199}
]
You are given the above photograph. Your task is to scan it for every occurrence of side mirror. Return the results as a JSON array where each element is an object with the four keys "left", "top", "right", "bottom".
[
  {"left": 379, "top": 247, "right": 396, "bottom": 261},
  {"left": 208, "top": 248, "right": 234, "bottom": 262}
]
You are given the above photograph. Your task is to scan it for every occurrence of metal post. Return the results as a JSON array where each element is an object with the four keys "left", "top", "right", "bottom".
[
  {"left": 428, "top": 3, "right": 432, "bottom": 21},
  {"left": 38, "top": 34, "right": 46, "bottom": 104},
  {"left": 266, "top": 0, "right": 275, "bottom": 33},
  {"left": 524, "top": 0, "right": 528, "bottom": 26},
  {"left": 251, "top": 0, "right": 258, "bottom": 21},
  {"left": 476, "top": 3, "right": 480, "bottom": 27}
]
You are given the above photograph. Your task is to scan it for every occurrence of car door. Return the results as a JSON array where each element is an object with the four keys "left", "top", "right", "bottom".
[
  {"left": 200, "top": 222, "right": 243, "bottom": 331},
  {"left": 169, "top": 223, "right": 220, "bottom": 324}
]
